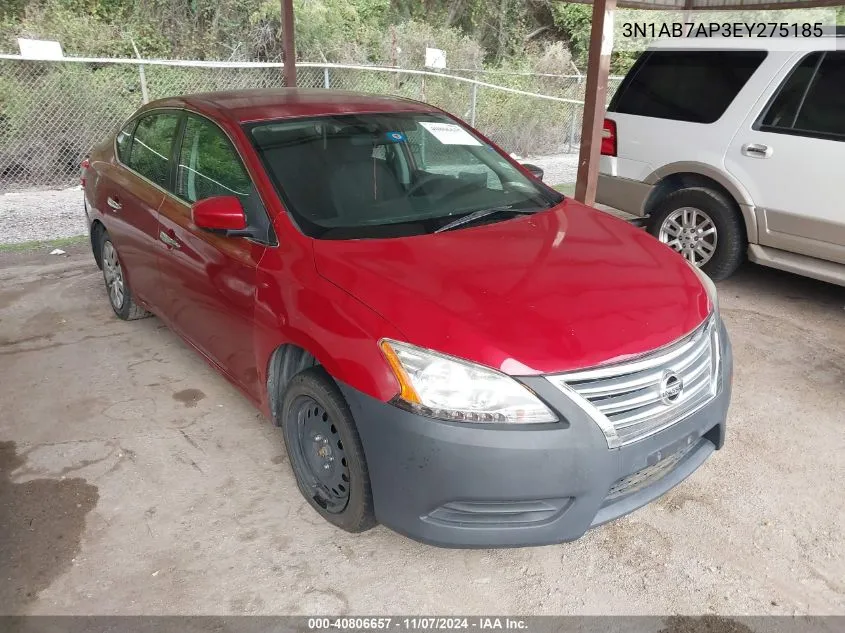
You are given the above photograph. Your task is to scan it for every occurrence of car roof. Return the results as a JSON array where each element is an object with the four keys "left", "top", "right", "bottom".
[{"left": 142, "top": 88, "right": 440, "bottom": 124}]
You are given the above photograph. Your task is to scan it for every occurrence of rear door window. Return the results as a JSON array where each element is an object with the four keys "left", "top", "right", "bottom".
[
  {"left": 758, "top": 51, "right": 845, "bottom": 141},
  {"left": 760, "top": 53, "right": 822, "bottom": 130},
  {"left": 127, "top": 112, "right": 180, "bottom": 188},
  {"left": 115, "top": 120, "right": 136, "bottom": 163},
  {"left": 609, "top": 50, "right": 767, "bottom": 124},
  {"left": 793, "top": 52, "right": 845, "bottom": 139}
]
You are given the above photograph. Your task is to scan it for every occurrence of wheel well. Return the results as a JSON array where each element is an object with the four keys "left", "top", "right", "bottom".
[
  {"left": 266, "top": 344, "right": 319, "bottom": 424},
  {"left": 646, "top": 172, "right": 740, "bottom": 217},
  {"left": 90, "top": 220, "right": 106, "bottom": 269}
]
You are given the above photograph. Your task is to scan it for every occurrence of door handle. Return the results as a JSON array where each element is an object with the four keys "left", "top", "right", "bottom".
[
  {"left": 107, "top": 196, "right": 122, "bottom": 210},
  {"left": 159, "top": 231, "right": 181, "bottom": 249},
  {"left": 741, "top": 143, "right": 773, "bottom": 159}
]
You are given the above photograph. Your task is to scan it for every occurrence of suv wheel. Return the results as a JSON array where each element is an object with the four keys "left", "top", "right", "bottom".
[{"left": 648, "top": 187, "right": 744, "bottom": 281}]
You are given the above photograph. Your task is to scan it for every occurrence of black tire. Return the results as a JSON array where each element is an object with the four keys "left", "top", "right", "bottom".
[
  {"left": 647, "top": 187, "right": 745, "bottom": 281},
  {"left": 280, "top": 367, "right": 376, "bottom": 533},
  {"left": 98, "top": 231, "right": 151, "bottom": 321}
]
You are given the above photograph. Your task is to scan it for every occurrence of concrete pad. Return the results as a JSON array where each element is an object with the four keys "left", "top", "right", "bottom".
[{"left": 1, "top": 245, "right": 844, "bottom": 615}]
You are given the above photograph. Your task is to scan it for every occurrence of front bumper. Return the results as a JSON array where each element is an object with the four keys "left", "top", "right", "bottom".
[{"left": 341, "top": 321, "right": 732, "bottom": 548}]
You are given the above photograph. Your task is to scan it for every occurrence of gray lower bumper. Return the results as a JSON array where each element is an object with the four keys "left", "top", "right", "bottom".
[
  {"left": 597, "top": 173, "right": 653, "bottom": 217},
  {"left": 341, "top": 322, "right": 732, "bottom": 548}
]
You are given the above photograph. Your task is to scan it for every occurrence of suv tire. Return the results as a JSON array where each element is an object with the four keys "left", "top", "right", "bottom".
[{"left": 648, "top": 186, "right": 745, "bottom": 281}]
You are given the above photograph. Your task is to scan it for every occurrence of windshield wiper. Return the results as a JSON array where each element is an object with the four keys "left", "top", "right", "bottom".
[{"left": 434, "top": 206, "right": 539, "bottom": 234}]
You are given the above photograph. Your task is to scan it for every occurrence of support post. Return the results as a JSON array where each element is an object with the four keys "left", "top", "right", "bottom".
[
  {"left": 323, "top": 67, "right": 330, "bottom": 89},
  {"left": 470, "top": 83, "right": 478, "bottom": 127},
  {"left": 130, "top": 39, "right": 149, "bottom": 104},
  {"left": 574, "top": 0, "right": 616, "bottom": 206},
  {"left": 281, "top": 0, "right": 296, "bottom": 87}
]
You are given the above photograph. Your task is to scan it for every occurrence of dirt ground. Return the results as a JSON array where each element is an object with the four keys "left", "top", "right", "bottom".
[{"left": 1, "top": 243, "right": 843, "bottom": 616}]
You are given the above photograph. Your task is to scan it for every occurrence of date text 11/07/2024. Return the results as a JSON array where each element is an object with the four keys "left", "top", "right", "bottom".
[
  {"left": 307, "top": 618, "right": 528, "bottom": 631},
  {"left": 621, "top": 21, "right": 824, "bottom": 38}
]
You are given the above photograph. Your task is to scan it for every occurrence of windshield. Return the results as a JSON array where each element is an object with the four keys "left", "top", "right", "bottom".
[{"left": 247, "top": 112, "right": 562, "bottom": 239}]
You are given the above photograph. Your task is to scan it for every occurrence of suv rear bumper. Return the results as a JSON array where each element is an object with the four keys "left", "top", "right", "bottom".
[
  {"left": 597, "top": 173, "right": 653, "bottom": 217},
  {"left": 340, "top": 320, "right": 732, "bottom": 548}
]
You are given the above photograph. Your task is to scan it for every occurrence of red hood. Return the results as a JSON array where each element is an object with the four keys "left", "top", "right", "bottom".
[{"left": 313, "top": 199, "right": 711, "bottom": 375}]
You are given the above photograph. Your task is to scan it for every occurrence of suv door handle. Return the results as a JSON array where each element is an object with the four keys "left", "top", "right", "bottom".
[
  {"left": 741, "top": 143, "right": 773, "bottom": 159},
  {"left": 106, "top": 196, "right": 122, "bottom": 210},
  {"left": 159, "top": 231, "right": 181, "bottom": 249}
]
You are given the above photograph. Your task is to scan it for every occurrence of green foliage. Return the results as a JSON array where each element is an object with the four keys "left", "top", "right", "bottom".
[{"left": 550, "top": 3, "right": 592, "bottom": 70}]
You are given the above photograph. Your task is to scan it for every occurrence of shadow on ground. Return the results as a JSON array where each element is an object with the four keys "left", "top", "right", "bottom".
[{"left": 0, "top": 441, "right": 98, "bottom": 613}]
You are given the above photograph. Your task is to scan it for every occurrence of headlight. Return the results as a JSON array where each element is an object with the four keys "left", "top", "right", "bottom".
[
  {"left": 686, "top": 262, "right": 723, "bottom": 391},
  {"left": 379, "top": 339, "right": 557, "bottom": 424},
  {"left": 688, "top": 260, "right": 719, "bottom": 316}
]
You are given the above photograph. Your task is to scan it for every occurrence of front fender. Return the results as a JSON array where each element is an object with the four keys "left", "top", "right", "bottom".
[{"left": 252, "top": 241, "right": 404, "bottom": 417}]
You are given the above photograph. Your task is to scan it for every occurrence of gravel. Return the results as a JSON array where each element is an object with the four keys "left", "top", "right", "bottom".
[
  {"left": 1, "top": 186, "right": 86, "bottom": 245},
  {"left": 523, "top": 152, "right": 579, "bottom": 187},
  {"left": 0, "top": 153, "right": 580, "bottom": 246}
]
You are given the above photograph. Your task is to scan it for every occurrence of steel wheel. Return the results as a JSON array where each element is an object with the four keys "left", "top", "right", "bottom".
[
  {"left": 289, "top": 395, "right": 350, "bottom": 514},
  {"left": 102, "top": 240, "right": 125, "bottom": 309},
  {"left": 658, "top": 206, "right": 718, "bottom": 267}
]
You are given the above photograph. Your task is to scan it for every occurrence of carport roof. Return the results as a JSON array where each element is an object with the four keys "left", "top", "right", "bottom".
[{"left": 565, "top": 0, "right": 843, "bottom": 8}]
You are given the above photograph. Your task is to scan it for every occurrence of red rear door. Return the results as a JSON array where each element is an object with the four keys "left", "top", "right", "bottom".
[{"left": 95, "top": 112, "right": 181, "bottom": 310}]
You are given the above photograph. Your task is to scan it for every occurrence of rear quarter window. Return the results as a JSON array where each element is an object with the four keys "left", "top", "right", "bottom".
[{"left": 609, "top": 50, "right": 768, "bottom": 124}]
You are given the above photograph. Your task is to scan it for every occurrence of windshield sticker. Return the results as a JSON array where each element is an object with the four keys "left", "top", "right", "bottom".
[
  {"left": 419, "top": 122, "right": 482, "bottom": 146},
  {"left": 385, "top": 131, "right": 407, "bottom": 143}
]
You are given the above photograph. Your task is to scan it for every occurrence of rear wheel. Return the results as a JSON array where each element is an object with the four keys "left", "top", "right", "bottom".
[
  {"left": 99, "top": 232, "right": 150, "bottom": 320},
  {"left": 280, "top": 367, "right": 376, "bottom": 533},
  {"left": 648, "top": 187, "right": 745, "bottom": 281}
]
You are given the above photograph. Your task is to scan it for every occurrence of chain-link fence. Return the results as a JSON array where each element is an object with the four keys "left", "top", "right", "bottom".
[{"left": 0, "top": 55, "right": 622, "bottom": 193}]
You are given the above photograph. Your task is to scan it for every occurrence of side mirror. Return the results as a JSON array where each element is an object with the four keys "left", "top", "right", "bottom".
[
  {"left": 191, "top": 196, "right": 247, "bottom": 232},
  {"left": 521, "top": 163, "right": 544, "bottom": 181}
]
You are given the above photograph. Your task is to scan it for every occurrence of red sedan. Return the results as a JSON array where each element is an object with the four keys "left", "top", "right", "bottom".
[{"left": 83, "top": 89, "right": 731, "bottom": 547}]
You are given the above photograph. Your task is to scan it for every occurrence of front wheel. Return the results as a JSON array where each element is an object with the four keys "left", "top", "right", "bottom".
[
  {"left": 280, "top": 367, "right": 376, "bottom": 533},
  {"left": 648, "top": 187, "right": 745, "bottom": 281}
]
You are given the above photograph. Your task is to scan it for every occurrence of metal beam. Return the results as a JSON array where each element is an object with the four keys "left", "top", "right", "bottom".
[
  {"left": 281, "top": 0, "right": 296, "bottom": 87},
  {"left": 574, "top": 0, "right": 616, "bottom": 206}
]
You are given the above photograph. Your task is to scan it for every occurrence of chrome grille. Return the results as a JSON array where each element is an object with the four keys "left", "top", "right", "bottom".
[{"left": 547, "top": 316, "right": 719, "bottom": 448}]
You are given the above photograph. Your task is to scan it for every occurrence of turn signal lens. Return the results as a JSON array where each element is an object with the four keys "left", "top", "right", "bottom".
[{"left": 379, "top": 340, "right": 421, "bottom": 404}]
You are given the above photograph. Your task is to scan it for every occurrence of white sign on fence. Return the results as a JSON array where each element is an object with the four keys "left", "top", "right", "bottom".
[
  {"left": 17, "top": 38, "right": 64, "bottom": 60},
  {"left": 424, "top": 47, "right": 446, "bottom": 69}
]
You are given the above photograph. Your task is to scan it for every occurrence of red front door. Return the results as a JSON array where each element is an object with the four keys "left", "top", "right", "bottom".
[
  {"left": 154, "top": 113, "right": 274, "bottom": 400},
  {"left": 156, "top": 196, "right": 265, "bottom": 398}
]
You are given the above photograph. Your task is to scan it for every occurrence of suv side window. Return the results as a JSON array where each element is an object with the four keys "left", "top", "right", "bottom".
[
  {"left": 760, "top": 53, "right": 821, "bottom": 130},
  {"left": 609, "top": 50, "right": 767, "bottom": 124},
  {"left": 793, "top": 52, "right": 845, "bottom": 138},
  {"left": 127, "top": 112, "right": 180, "bottom": 188},
  {"left": 116, "top": 120, "right": 136, "bottom": 163},
  {"left": 760, "top": 52, "right": 845, "bottom": 140}
]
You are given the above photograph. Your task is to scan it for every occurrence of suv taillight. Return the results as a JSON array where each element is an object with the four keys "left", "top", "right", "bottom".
[
  {"left": 80, "top": 158, "right": 90, "bottom": 186},
  {"left": 601, "top": 119, "right": 617, "bottom": 157}
]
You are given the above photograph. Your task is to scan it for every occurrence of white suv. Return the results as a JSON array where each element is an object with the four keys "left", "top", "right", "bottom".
[{"left": 598, "top": 38, "right": 844, "bottom": 283}]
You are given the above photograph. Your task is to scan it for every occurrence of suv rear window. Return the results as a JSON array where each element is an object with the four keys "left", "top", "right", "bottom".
[{"left": 609, "top": 50, "right": 767, "bottom": 124}]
